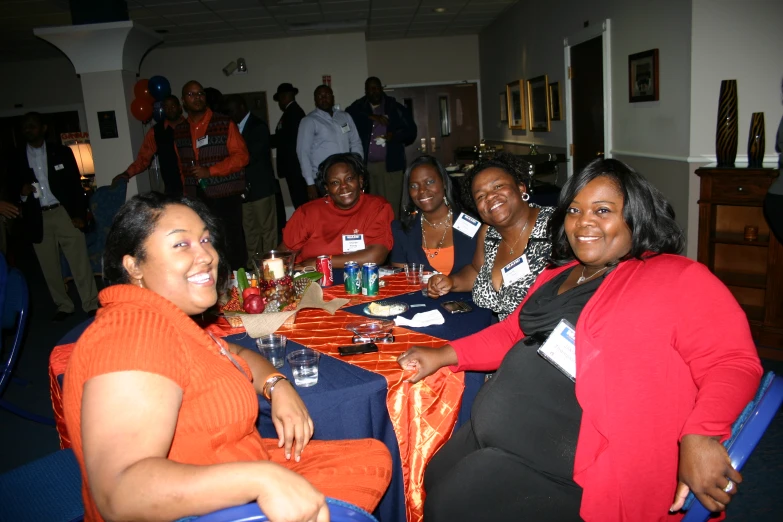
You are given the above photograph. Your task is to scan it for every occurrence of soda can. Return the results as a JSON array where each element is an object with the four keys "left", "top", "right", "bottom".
[
  {"left": 316, "top": 255, "right": 334, "bottom": 287},
  {"left": 361, "top": 263, "right": 379, "bottom": 296},
  {"left": 344, "top": 261, "right": 361, "bottom": 295}
]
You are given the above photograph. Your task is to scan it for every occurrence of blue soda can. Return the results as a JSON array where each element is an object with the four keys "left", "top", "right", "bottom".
[
  {"left": 344, "top": 261, "right": 361, "bottom": 295},
  {"left": 361, "top": 263, "right": 379, "bottom": 296}
]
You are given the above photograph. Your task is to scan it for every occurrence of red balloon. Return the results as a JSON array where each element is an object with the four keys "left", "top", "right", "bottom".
[
  {"left": 130, "top": 97, "right": 154, "bottom": 122},
  {"left": 133, "top": 79, "right": 153, "bottom": 101}
]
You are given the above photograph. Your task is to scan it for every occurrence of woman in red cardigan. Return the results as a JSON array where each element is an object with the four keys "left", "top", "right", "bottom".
[{"left": 398, "top": 158, "right": 762, "bottom": 522}]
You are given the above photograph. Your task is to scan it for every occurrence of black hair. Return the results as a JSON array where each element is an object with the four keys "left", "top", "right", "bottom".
[
  {"left": 313, "top": 84, "right": 333, "bottom": 96},
  {"left": 463, "top": 152, "right": 532, "bottom": 214},
  {"left": 548, "top": 158, "right": 685, "bottom": 266},
  {"left": 400, "top": 155, "right": 461, "bottom": 231},
  {"left": 103, "top": 192, "right": 228, "bottom": 288},
  {"left": 21, "top": 111, "right": 44, "bottom": 126},
  {"left": 163, "top": 94, "right": 180, "bottom": 105},
  {"left": 314, "top": 153, "right": 367, "bottom": 195},
  {"left": 365, "top": 76, "right": 382, "bottom": 87}
]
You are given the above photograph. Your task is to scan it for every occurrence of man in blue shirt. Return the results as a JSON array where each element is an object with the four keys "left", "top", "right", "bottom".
[{"left": 296, "top": 85, "right": 363, "bottom": 201}]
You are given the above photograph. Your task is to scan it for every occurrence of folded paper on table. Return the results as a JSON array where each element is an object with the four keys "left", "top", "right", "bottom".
[
  {"left": 238, "top": 283, "right": 350, "bottom": 338},
  {"left": 394, "top": 310, "right": 445, "bottom": 328}
]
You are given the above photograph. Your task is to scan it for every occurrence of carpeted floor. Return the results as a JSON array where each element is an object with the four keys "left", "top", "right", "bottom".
[{"left": 1, "top": 242, "right": 781, "bottom": 521}]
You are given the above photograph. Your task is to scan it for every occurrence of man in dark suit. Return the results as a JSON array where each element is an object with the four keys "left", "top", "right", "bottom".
[
  {"left": 9, "top": 112, "right": 98, "bottom": 320},
  {"left": 270, "top": 83, "right": 308, "bottom": 208},
  {"left": 224, "top": 95, "right": 280, "bottom": 265}
]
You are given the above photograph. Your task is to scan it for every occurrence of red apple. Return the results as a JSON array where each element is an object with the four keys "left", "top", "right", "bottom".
[
  {"left": 242, "top": 287, "right": 260, "bottom": 301},
  {"left": 243, "top": 294, "right": 265, "bottom": 314}
]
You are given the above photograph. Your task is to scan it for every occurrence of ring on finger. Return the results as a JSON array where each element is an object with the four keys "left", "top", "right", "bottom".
[{"left": 723, "top": 480, "right": 735, "bottom": 494}]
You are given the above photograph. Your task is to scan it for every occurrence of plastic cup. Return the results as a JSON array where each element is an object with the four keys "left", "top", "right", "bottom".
[
  {"left": 286, "top": 348, "right": 320, "bottom": 387},
  {"left": 255, "top": 334, "right": 287, "bottom": 369},
  {"left": 421, "top": 272, "right": 434, "bottom": 296},
  {"left": 404, "top": 263, "right": 423, "bottom": 285}
]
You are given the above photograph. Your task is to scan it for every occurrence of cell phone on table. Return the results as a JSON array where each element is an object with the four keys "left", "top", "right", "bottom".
[
  {"left": 338, "top": 342, "right": 379, "bottom": 356},
  {"left": 441, "top": 300, "right": 473, "bottom": 314}
]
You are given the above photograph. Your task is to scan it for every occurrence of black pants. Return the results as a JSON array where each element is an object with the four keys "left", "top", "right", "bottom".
[
  {"left": 202, "top": 194, "right": 247, "bottom": 271},
  {"left": 284, "top": 171, "right": 310, "bottom": 209},
  {"left": 764, "top": 193, "right": 783, "bottom": 244}
]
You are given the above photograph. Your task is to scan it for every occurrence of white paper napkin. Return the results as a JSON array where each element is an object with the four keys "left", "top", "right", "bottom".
[{"left": 394, "top": 309, "right": 445, "bottom": 328}]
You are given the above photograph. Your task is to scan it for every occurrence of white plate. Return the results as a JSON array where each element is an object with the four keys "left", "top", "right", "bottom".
[{"left": 363, "top": 300, "right": 410, "bottom": 318}]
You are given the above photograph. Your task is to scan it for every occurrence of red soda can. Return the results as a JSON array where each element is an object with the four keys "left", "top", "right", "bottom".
[{"left": 316, "top": 255, "right": 334, "bottom": 287}]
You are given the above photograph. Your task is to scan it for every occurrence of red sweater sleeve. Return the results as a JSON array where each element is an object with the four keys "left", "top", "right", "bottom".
[
  {"left": 282, "top": 205, "right": 311, "bottom": 254},
  {"left": 126, "top": 128, "right": 157, "bottom": 176},
  {"left": 675, "top": 262, "right": 762, "bottom": 440},
  {"left": 364, "top": 198, "right": 394, "bottom": 251}
]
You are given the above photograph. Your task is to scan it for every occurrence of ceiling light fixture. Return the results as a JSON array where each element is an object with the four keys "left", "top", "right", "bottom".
[{"left": 433, "top": 8, "right": 447, "bottom": 13}]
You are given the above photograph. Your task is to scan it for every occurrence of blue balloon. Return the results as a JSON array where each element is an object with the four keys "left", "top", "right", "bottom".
[
  {"left": 148, "top": 75, "right": 171, "bottom": 101},
  {"left": 152, "top": 101, "right": 165, "bottom": 123}
]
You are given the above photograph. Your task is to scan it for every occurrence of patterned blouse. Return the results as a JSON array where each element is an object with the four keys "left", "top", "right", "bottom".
[{"left": 472, "top": 204, "right": 555, "bottom": 320}]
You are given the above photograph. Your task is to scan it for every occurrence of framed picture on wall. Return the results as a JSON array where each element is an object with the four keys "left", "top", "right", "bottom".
[
  {"left": 628, "top": 48, "right": 659, "bottom": 102},
  {"left": 526, "top": 75, "right": 551, "bottom": 132},
  {"left": 499, "top": 92, "right": 508, "bottom": 122},
  {"left": 548, "top": 82, "right": 562, "bottom": 121},
  {"left": 506, "top": 80, "right": 525, "bottom": 130}
]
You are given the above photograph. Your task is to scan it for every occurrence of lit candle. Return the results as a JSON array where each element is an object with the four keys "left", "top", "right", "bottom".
[{"left": 263, "top": 258, "right": 285, "bottom": 280}]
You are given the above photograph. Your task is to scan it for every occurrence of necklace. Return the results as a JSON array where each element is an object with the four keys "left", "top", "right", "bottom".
[
  {"left": 576, "top": 265, "right": 609, "bottom": 285},
  {"left": 422, "top": 208, "right": 453, "bottom": 258},
  {"left": 502, "top": 217, "right": 530, "bottom": 256}
]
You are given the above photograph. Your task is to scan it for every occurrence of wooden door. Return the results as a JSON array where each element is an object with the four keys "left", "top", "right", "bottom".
[{"left": 570, "top": 36, "right": 604, "bottom": 173}]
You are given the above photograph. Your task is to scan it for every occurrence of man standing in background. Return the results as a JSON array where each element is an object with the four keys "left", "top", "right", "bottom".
[
  {"left": 347, "top": 77, "right": 417, "bottom": 218},
  {"left": 224, "top": 94, "right": 279, "bottom": 265},
  {"left": 113, "top": 95, "right": 185, "bottom": 195},
  {"left": 297, "top": 85, "right": 363, "bottom": 200},
  {"left": 270, "top": 83, "right": 308, "bottom": 208}
]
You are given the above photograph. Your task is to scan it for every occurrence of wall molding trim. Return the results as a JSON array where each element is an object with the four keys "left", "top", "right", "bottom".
[
  {"left": 612, "top": 150, "right": 779, "bottom": 165},
  {"left": 612, "top": 150, "right": 689, "bottom": 162}
]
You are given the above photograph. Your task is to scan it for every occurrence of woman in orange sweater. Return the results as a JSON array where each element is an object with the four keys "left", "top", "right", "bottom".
[{"left": 63, "top": 193, "right": 392, "bottom": 522}]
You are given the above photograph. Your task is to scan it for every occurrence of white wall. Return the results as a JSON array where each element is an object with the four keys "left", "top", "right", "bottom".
[
  {"left": 367, "top": 35, "right": 480, "bottom": 86},
  {"left": 139, "top": 32, "right": 369, "bottom": 126}
]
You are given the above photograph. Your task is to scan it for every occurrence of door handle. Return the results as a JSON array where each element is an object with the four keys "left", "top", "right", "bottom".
[
  {"left": 596, "top": 151, "right": 604, "bottom": 157},
  {"left": 430, "top": 137, "right": 437, "bottom": 152},
  {"left": 417, "top": 137, "right": 427, "bottom": 152}
]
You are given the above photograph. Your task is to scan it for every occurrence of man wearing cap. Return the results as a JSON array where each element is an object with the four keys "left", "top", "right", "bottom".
[{"left": 270, "top": 83, "right": 308, "bottom": 208}]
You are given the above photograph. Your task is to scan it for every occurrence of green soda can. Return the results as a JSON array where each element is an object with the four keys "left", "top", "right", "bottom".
[
  {"left": 344, "top": 261, "right": 361, "bottom": 295},
  {"left": 199, "top": 178, "right": 208, "bottom": 190},
  {"left": 361, "top": 263, "right": 379, "bottom": 296}
]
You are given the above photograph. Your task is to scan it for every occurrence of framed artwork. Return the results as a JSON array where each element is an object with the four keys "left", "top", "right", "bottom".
[
  {"left": 526, "top": 74, "right": 551, "bottom": 132},
  {"left": 506, "top": 80, "right": 525, "bottom": 130},
  {"left": 439, "top": 95, "right": 451, "bottom": 137},
  {"left": 628, "top": 49, "right": 659, "bottom": 102},
  {"left": 548, "top": 82, "right": 562, "bottom": 121},
  {"left": 499, "top": 92, "right": 508, "bottom": 122}
]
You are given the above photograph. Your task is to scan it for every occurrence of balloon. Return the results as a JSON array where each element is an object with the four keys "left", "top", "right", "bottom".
[
  {"left": 152, "top": 100, "right": 165, "bottom": 123},
  {"left": 148, "top": 75, "right": 172, "bottom": 101},
  {"left": 130, "top": 97, "right": 154, "bottom": 122},
  {"left": 133, "top": 79, "right": 153, "bottom": 101}
]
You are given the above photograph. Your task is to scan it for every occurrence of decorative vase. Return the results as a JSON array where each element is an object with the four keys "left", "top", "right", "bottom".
[
  {"left": 715, "top": 79, "right": 738, "bottom": 167},
  {"left": 747, "top": 112, "right": 765, "bottom": 168}
]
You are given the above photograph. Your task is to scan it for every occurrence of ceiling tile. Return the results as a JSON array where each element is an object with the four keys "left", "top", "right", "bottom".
[
  {"left": 134, "top": 0, "right": 201, "bottom": 6},
  {"left": 147, "top": 2, "right": 210, "bottom": 16},
  {"left": 201, "top": 0, "right": 264, "bottom": 9},
  {"left": 230, "top": 18, "right": 279, "bottom": 28},
  {"left": 167, "top": 11, "right": 227, "bottom": 24},
  {"left": 217, "top": 7, "right": 271, "bottom": 20}
]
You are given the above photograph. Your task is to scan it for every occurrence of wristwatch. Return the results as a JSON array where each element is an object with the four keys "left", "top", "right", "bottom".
[{"left": 262, "top": 373, "right": 288, "bottom": 401}]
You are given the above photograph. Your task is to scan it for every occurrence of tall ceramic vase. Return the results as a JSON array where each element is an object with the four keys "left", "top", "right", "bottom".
[
  {"left": 715, "top": 79, "right": 738, "bottom": 167},
  {"left": 747, "top": 112, "right": 765, "bottom": 168}
]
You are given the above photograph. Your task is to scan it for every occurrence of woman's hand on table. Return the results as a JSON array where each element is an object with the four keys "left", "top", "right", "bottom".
[
  {"left": 427, "top": 274, "right": 453, "bottom": 298},
  {"left": 397, "top": 345, "right": 458, "bottom": 383},
  {"left": 255, "top": 463, "right": 328, "bottom": 522},
  {"left": 295, "top": 258, "right": 317, "bottom": 271},
  {"left": 270, "top": 380, "right": 314, "bottom": 462},
  {"left": 670, "top": 434, "right": 741, "bottom": 513}
]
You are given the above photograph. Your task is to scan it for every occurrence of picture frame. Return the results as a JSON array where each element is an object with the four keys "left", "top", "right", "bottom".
[
  {"left": 439, "top": 95, "right": 451, "bottom": 137},
  {"left": 499, "top": 92, "right": 508, "bottom": 122},
  {"left": 506, "top": 80, "right": 525, "bottom": 130},
  {"left": 628, "top": 49, "right": 659, "bottom": 102},
  {"left": 526, "top": 74, "right": 551, "bottom": 132},
  {"left": 548, "top": 82, "right": 562, "bottom": 121}
]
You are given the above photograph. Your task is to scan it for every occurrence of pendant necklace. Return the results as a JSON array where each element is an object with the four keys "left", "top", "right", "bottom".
[
  {"left": 502, "top": 217, "right": 530, "bottom": 256},
  {"left": 576, "top": 265, "right": 609, "bottom": 285},
  {"left": 422, "top": 208, "right": 453, "bottom": 258}
]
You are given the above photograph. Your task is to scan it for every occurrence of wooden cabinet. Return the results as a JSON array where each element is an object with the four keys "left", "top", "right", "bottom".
[{"left": 696, "top": 166, "right": 783, "bottom": 359}]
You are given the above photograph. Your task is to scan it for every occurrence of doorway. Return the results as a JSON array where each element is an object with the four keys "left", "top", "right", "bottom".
[{"left": 384, "top": 82, "right": 481, "bottom": 166}]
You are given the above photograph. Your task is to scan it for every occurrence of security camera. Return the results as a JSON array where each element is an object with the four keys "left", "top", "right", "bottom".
[
  {"left": 237, "top": 57, "right": 248, "bottom": 74},
  {"left": 222, "top": 61, "right": 238, "bottom": 76}
]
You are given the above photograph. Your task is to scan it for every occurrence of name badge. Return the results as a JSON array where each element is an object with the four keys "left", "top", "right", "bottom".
[
  {"left": 196, "top": 135, "right": 209, "bottom": 148},
  {"left": 341, "top": 123, "right": 350, "bottom": 134},
  {"left": 501, "top": 255, "right": 531, "bottom": 286},
  {"left": 452, "top": 213, "right": 480, "bottom": 238},
  {"left": 54, "top": 164, "right": 64, "bottom": 171},
  {"left": 537, "top": 319, "right": 577, "bottom": 381},
  {"left": 342, "top": 234, "right": 365, "bottom": 252}
]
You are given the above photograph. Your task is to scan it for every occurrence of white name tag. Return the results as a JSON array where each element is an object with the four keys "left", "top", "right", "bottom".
[
  {"left": 501, "top": 254, "right": 531, "bottom": 286},
  {"left": 452, "top": 212, "right": 480, "bottom": 238},
  {"left": 196, "top": 135, "right": 209, "bottom": 148},
  {"left": 342, "top": 234, "right": 365, "bottom": 252},
  {"left": 341, "top": 123, "right": 350, "bottom": 134},
  {"left": 54, "top": 164, "right": 64, "bottom": 171},
  {"left": 537, "top": 319, "right": 577, "bottom": 381}
]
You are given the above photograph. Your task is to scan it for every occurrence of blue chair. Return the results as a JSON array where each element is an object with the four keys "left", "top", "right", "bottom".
[
  {"left": 0, "top": 448, "right": 84, "bottom": 522},
  {"left": 185, "top": 497, "right": 378, "bottom": 522},
  {"left": 0, "top": 256, "right": 55, "bottom": 425},
  {"left": 682, "top": 371, "right": 783, "bottom": 521}
]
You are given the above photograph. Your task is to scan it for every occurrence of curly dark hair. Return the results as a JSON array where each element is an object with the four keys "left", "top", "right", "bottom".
[
  {"left": 548, "top": 158, "right": 684, "bottom": 266},
  {"left": 462, "top": 152, "right": 533, "bottom": 213},
  {"left": 103, "top": 192, "right": 229, "bottom": 288},
  {"left": 314, "top": 152, "right": 368, "bottom": 195},
  {"left": 400, "top": 155, "right": 461, "bottom": 230}
]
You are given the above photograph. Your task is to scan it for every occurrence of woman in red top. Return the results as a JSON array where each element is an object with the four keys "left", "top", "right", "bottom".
[
  {"left": 280, "top": 153, "right": 393, "bottom": 268},
  {"left": 398, "top": 159, "right": 762, "bottom": 521},
  {"left": 64, "top": 193, "right": 391, "bottom": 522}
]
